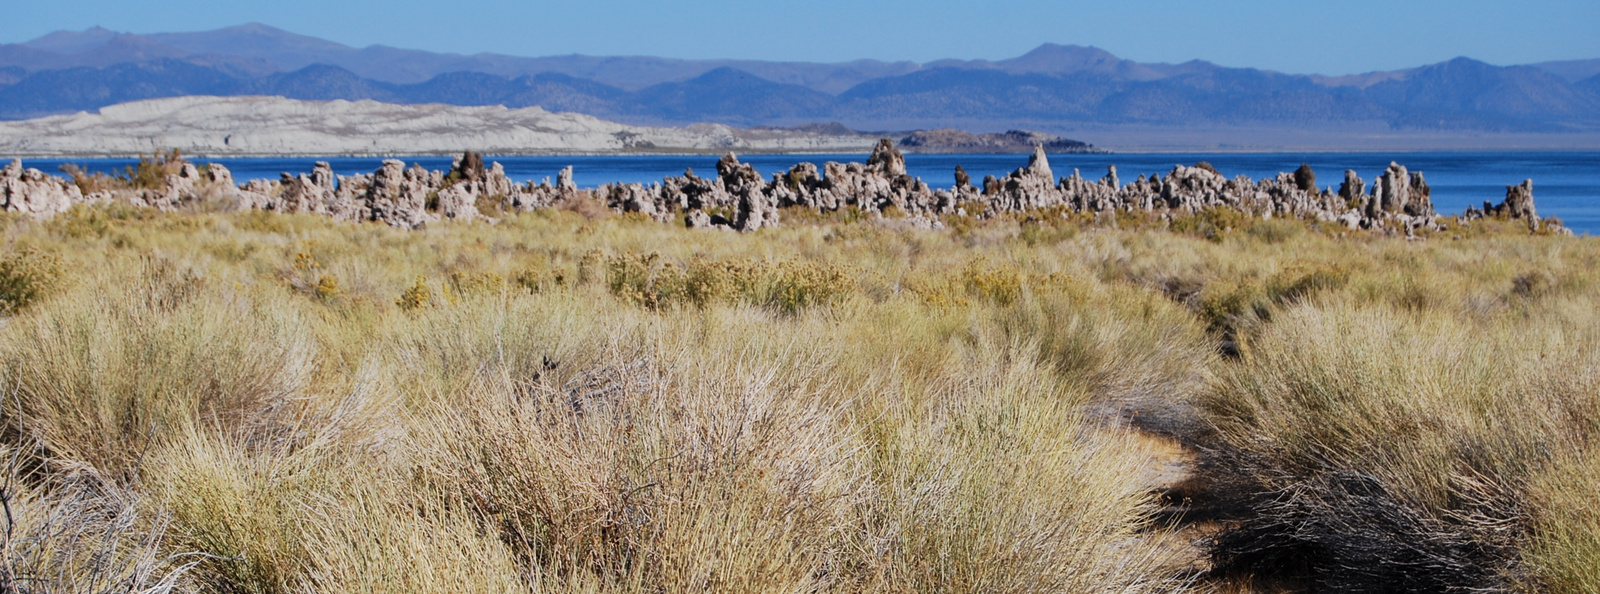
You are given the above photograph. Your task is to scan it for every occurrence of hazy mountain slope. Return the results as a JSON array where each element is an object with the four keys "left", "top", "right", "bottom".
[
  {"left": 1366, "top": 58, "right": 1600, "bottom": 130},
  {"left": 2, "top": 24, "right": 1597, "bottom": 135},
  {"left": 836, "top": 69, "right": 1117, "bottom": 121},
  {"left": 833, "top": 66, "right": 1385, "bottom": 126},
  {"left": 5, "top": 23, "right": 920, "bottom": 92},
  {"left": 0, "top": 45, "right": 59, "bottom": 71},
  {"left": 1577, "top": 73, "right": 1600, "bottom": 98},
  {"left": 1, "top": 29, "right": 282, "bottom": 77},
  {"left": 4, "top": 56, "right": 1597, "bottom": 132},
  {"left": 925, "top": 43, "right": 1213, "bottom": 81},
  {"left": 628, "top": 68, "right": 836, "bottom": 124},
  {"left": 1, "top": 33, "right": 191, "bottom": 70},
  {"left": 251, "top": 67, "right": 641, "bottom": 115},
  {"left": 496, "top": 73, "right": 635, "bottom": 114},
  {"left": 19, "top": 26, "right": 120, "bottom": 54},
  {"left": 146, "top": 23, "right": 351, "bottom": 64},
  {"left": 0, "top": 59, "right": 245, "bottom": 119},
  {"left": 1113, "top": 68, "right": 1385, "bottom": 124},
  {"left": 1531, "top": 58, "right": 1600, "bottom": 83},
  {"left": 249, "top": 64, "right": 399, "bottom": 102}
]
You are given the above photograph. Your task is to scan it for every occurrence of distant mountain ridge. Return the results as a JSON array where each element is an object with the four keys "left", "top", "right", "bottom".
[
  {"left": 6, "top": 24, "right": 922, "bottom": 92},
  {"left": 2, "top": 24, "right": 1599, "bottom": 138}
]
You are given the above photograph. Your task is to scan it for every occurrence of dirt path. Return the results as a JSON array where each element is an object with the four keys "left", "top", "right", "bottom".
[{"left": 1090, "top": 396, "right": 1279, "bottom": 593}]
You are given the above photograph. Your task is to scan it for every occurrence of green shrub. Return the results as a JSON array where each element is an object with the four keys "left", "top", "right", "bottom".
[
  {"left": 47, "top": 203, "right": 161, "bottom": 240},
  {"left": 962, "top": 260, "right": 1023, "bottom": 305},
  {"left": 1243, "top": 217, "right": 1306, "bottom": 244},
  {"left": 1512, "top": 270, "right": 1558, "bottom": 299},
  {"left": 448, "top": 270, "right": 506, "bottom": 297},
  {"left": 1018, "top": 212, "right": 1080, "bottom": 246},
  {"left": 57, "top": 163, "right": 119, "bottom": 195},
  {"left": 1170, "top": 207, "right": 1249, "bottom": 242},
  {"left": 767, "top": 260, "right": 852, "bottom": 313},
  {"left": 683, "top": 257, "right": 766, "bottom": 306},
  {"left": 1267, "top": 264, "right": 1350, "bottom": 304},
  {"left": 602, "top": 252, "right": 852, "bottom": 313},
  {"left": 119, "top": 149, "right": 187, "bottom": 191},
  {"left": 1197, "top": 264, "right": 1350, "bottom": 353},
  {"left": 397, "top": 276, "right": 433, "bottom": 310},
  {"left": 513, "top": 261, "right": 567, "bottom": 294},
  {"left": 1294, "top": 163, "right": 1317, "bottom": 193},
  {"left": 0, "top": 248, "right": 63, "bottom": 314},
  {"left": 605, "top": 252, "right": 684, "bottom": 310},
  {"left": 313, "top": 276, "right": 342, "bottom": 302}
]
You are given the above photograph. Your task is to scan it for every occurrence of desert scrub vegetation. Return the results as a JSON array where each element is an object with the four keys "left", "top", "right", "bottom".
[{"left": 0, "top": 202, "right": 1593, "bottom": 592}]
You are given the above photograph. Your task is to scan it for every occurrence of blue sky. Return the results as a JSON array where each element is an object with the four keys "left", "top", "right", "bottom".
[{"left": 6, "top": 0, "right": 1598, "bottom": 75}]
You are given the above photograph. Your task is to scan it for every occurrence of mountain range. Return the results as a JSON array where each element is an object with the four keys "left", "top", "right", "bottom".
[{"left": 2, "top": 24, "right": 1600, "bottom": 146}]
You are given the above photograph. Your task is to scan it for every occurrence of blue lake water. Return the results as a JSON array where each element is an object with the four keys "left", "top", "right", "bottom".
[{"left": 19, "top": 152, "right": 1600, "bottom": 234}]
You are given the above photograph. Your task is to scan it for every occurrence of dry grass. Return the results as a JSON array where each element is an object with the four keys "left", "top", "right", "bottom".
[
  {"left": 0, "top": 447, "right": 198, "bottom": 593},
  {"left": 0, "top": 202, "right": 1594, "bottom": 591},
  {"left": 1200, "top": 256, "right": 1600, "bottom": 590}
]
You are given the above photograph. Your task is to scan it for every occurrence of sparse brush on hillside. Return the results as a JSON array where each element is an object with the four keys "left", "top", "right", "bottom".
[
  {"left": 0, "top": 202, "right": 1592, "bottom": 592},
  {"left": 56, "top": 149, "right": 197, "bottom": 198}
]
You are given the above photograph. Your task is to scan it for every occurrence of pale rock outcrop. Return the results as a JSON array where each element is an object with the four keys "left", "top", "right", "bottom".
[
  {"left": 276, "top": 161, "right": 338, "bottom": 214},
  {"left": 685, "top": 210, "right": 713, "bottom": 229},
  {"left": 867, "top": 138, "right": 907, "bottom": 177},
  {"left": 135, "top": 162, "right": 203, "bottom": 210},
  {"left": 1496, "top": 180, "right": 1538, "bottom": 220},
  {"left": 557, "top": 166, "right": 577, "bottom": 194},
  {"left": 236, "top": 179, "right": 279, "bottom": 210},
  {"left": 1025, "top": 144, "right": 1053, "bottom": 182},
  {"left": 0, "top": 145, "right": 1565, "bottom": 236},
  {"left": 204, "top": 163, "right": 273, "bottom": 209},
  {"left": 661, "top": 168, "right": 731, "bottom": 213},
  {"left": 486, "top": 163, "right": 514, "bottom": 198},
  {"left": 1459, "top": 179, "right": 1563, "bottom": 232},
  {"left": 604, "top": 182, "right": 661, "bottom": 220},
  {"left": 1370, "top": 162, "right": 1434, "bottom": 218},
  {"left": 986, "top": 145, "right": 1062, "bottom": 213},
  {"left": 207, "top": 162, "right": 235, "bottom": 187},
  {"left": 453, "top": 151, "right": 486, "bottom": 183},
  {"left": 769, "top": 162, "right": 826, "bottom": 210},
  {"left": 367, "top": 160, "right": 434, "bottom": 229},
  {"left": 954, "top": 164, "right": 974, "bottom": 196},
  {"left": 1339, "top": 170, "right": 1368, "bottom": 212},
  {"left": 796, "top": 140, "right": 936, "bottom": 216},
  {"left": 1, "top": 159, "right": 80, "bottom": 217},
  {"left": 714, "top": 153, "right": 779, "bottom": 231},
  {"left": 650, "top": 153, "right": 781, "bottom": 231},
  {"left": 435, "top": 185, "right": 478, "bottom": 221}
]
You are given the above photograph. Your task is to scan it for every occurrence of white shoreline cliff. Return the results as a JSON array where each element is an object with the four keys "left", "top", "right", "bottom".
[{"left": 0, "top": 96, "right": 880, "bottom": 157}]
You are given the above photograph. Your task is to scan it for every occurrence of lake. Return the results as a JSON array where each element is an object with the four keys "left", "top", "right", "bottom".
[{"left": 20, "top": 151, "right": 1599, "bottom": 234}]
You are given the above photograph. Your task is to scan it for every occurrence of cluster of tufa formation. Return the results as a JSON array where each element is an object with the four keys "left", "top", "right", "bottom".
[
  {"left": 0, "top": 158, "right": 80, "bottom": 217},
  {"left": 2, "top": 141, "right": 1566, "bottom": 235}
]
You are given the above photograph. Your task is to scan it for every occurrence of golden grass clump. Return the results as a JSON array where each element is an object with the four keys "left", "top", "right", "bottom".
[
  {"left": 1203, "top": 296, "right": 1600, "bottom": 590},
  {"left": 0, "top": 200, "right": 1593, "bottom": 592}
]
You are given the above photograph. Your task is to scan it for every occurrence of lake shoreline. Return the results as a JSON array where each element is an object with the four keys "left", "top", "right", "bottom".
[{"left": 12, "top": 150, "right": 1598, "bottom": 233}]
